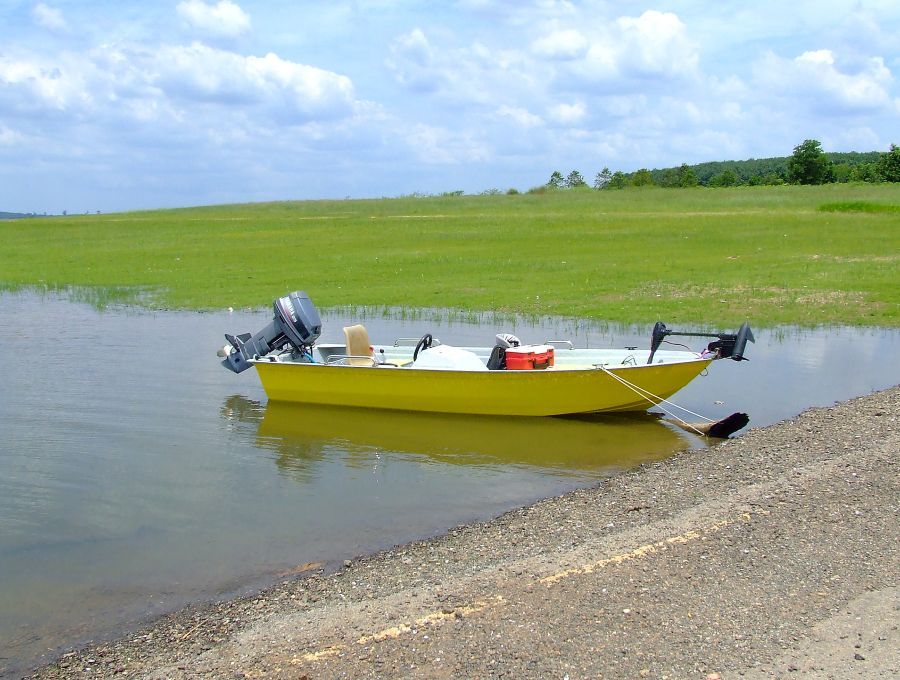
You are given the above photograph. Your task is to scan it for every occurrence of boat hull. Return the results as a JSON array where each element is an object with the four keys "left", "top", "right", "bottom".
[{"left": 252, "top": 359, "right": 712, "bottom": 416}]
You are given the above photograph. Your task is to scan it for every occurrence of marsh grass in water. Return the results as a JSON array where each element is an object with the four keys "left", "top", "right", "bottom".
[
  {"left": 1, "top": 184, "right": 898, "bottom": 326},
  {"left": 0, "top": 282, "right": 156, "bottom": 310}
]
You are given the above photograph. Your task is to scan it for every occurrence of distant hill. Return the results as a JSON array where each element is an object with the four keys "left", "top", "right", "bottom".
[
  {"left": 642, "top": 151, "right": 883, "bottom": 186},
  {"left": 0, "top": 211, "right": 35, "bottom": 220}
]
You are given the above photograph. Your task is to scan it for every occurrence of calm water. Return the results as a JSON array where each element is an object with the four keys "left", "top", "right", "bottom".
[{"left": 1, "top": 291, "right": 898, "bottom": 676}]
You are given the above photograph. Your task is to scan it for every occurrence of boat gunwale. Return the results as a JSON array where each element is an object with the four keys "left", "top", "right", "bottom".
[{"left": 249, "top": 348, "right": 709, "bottom": 375}]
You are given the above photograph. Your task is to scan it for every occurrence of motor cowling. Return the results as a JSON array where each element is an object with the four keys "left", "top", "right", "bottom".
[{"left": 221, "top": 291, "right": 322, "bottom": 373}]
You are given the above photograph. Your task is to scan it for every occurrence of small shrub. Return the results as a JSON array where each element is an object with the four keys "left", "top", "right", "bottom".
[{"left": 819, "top": 201, "right": 900, "bottom": 213}]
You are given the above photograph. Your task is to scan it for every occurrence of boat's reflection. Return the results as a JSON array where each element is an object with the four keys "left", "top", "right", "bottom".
[{"left": 220, "top": 395, "right": 703, "bottom": 482}]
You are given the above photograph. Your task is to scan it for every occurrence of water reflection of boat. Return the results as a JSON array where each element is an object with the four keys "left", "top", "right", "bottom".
[
  {"left": 221, "top": 396, "right": 700, "bottom": 479},
  {"left": 219, "top": 292, "right": 754, "bottom": 417}
]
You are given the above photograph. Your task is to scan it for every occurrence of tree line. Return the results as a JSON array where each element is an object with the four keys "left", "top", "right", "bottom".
[{"left": 543, "top": 141, "right": 900, "bottom": 191}]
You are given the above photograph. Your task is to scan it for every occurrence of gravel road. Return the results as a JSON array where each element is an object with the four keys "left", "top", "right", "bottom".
[{"left": 24, "top": 386, "right": 899, "bottom": 679}]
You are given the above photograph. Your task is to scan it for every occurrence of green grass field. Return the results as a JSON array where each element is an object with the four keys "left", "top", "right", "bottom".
[{"left": 2, "top": 184, "right": 898, "bottom": 326}]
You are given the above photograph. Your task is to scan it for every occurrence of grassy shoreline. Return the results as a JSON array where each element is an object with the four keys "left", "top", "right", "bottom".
[{"left": 2, "top": 184, "right": 898, "bottom": 326}]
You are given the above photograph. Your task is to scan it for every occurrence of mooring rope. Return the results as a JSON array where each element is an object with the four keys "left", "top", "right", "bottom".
[{"left": 597, "top": 365, "right": 713, "bottom": 436}]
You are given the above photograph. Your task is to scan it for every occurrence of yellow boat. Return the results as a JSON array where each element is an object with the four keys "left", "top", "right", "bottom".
[
  {"left": 250, "top": 350, "right": 711, "bottom": 416},
  {"left": 219, "top": 291, "right": 754, "bottom": 417}
]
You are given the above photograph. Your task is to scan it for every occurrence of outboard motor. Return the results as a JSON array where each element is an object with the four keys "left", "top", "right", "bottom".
[
  {"left": 648, "top": 321, "right": 755, "bottom": 364},
  {"left": 715, "top": 322, "right": 755, "bottom": 361},
  {"left": 220, "top": 291, "right": 322, "bottom": 373}
]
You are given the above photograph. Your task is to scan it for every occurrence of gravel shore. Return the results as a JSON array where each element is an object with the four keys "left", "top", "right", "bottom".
[{"left": 24, "top": 386, "right": 899, "bottom": 679}]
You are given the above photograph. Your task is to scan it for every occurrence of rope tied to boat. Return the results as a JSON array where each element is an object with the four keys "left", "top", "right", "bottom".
[{"left": 597, "top": 365, "right": 713, "bottom": 436}]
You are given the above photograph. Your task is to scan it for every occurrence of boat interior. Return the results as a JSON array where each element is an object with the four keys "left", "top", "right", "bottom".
[{"left": 253, "top": 323, "right": 708, "bottom": 372}]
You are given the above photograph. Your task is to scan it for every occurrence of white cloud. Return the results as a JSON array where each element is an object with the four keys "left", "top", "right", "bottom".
[
  {"left": 496, "top": 105, "right": 542, "bottom": 128},
  {"left": 152, "top": 43, "right": 356, "bottom": 121},
  {"left": 596, "top": 94, "right": 646, "bottom": 119},
  {"left": 824, "top": 7, "right": 900, "bottom": 65},
  {"left": 719, "top": 102, "right": 743, "bottom": 122},
  {"left": 658, "top": 98, "right": 706, "bottom": 126},
  {"left": 387, "top": 28, "right": 441, "bottom": 92},
  {"left": 31, "top": 3, "right": 66, "bottom": 31},
  {"left": 406, "top": 124, "right": 489, "bottom": 164},
  {"left": 828, "top": 126, "right": 882, "bottom": 153},
  {"left": 0, "top": 41, "right": 359, "bottom": 132},
  {"left": 614, "top": 10, "right": 698, "bottom": 79},
  {"left": 0, "top": 54, "right": 95, "bottom": 114},
  {"left": 531, "top": 29, "right": 588, "bottom": 60},
  {"left": 539, "top": 10, "right": 699, "bottom": 90},
  {"left": 755, "top": 49, "right": 894, "bottom": 113},
  {"left": 386, "top": 28, "right": 539, "bottom": 107},
  {"left": 176, "top": 0, "right": 250, "bottom": 38},
  {"left": 548, "top": 101, "right": 585, "bottom": 124},
  {"left": 392, "top": 28, "right": 431, "bottom": 65},
  {"left": 575, "top": 43, "right": 619, "bottom": 82},
  {"left": 0, "top": 124, "right": 25, "bottom": 146},
  {"left": 798, "top": 49, "right": 835, "bottom": 67}
]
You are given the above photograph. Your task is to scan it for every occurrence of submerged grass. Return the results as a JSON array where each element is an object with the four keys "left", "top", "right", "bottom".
[
  {"left": 0, "top": 281, "right": 155, "bottom": 310},
  {"left": 1, "top": 184, "right": 898, "bottom": 326}
]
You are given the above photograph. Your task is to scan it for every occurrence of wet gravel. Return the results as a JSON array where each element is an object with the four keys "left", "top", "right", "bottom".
[{"left": 22, "top": 386, "right": 899, "bottom": 679}]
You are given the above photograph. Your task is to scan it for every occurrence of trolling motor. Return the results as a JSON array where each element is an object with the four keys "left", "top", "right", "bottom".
[
  {"left": 648, "top": 321, "right": 755, "bottom": 364},
  {"left": 220, "top": 291, "right": 322, "bottom": 373}
]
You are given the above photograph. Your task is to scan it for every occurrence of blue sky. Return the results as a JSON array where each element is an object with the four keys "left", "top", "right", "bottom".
[{"left": 1, "top": 1, "right": 898, "bottom": 213}]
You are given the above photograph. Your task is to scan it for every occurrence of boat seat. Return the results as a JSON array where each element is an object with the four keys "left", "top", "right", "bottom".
[
  {"left": 343, "top": 324, "right": 375, "bottom": 366},
  {"left": 486, "top": 345, "right": 506, "bottom": 370}
]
